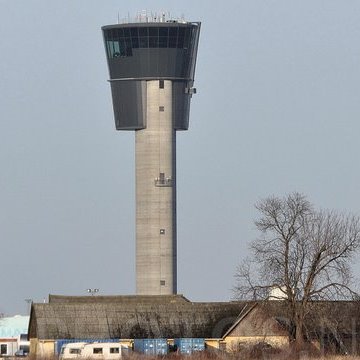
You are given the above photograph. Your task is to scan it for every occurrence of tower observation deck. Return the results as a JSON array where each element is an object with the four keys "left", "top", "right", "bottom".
[{"left": 102, "top": 17, "right": 201, "bottom": 295}]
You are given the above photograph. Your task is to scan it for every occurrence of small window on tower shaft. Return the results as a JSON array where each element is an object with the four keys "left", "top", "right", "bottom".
[
  {"left": 159, "top": 80, "right": 164, "bottom": 89},
  {"left": 160, "top": 280, "right": 166, "bottom": 286},
  {"left": 159, "top": 106, "right": 164, "bottom": 112}
]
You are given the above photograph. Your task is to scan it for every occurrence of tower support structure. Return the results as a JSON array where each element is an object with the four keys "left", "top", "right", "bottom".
[{"left": 136, "top": 80, "right": 177, "bottom": 294}]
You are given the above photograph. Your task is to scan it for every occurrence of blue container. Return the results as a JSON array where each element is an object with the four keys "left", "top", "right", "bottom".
[
  {"left": 134, "top": 339, "right": 168, "bottom": 355},
  {"left": 174, "top": 338, "right": 205, "bottom": 354}
]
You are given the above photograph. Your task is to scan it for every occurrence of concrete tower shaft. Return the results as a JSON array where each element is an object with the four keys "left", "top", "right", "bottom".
[
  {"left": 102, "top": 20, "right": 200, "bottom": 295},
  {"left": 136, "top": 80, "right": 176, "bottom": 294}
]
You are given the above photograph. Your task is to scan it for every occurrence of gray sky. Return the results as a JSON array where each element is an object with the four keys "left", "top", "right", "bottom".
[{"left": 1, "top": 0, "right": 360, "bottom": 315}]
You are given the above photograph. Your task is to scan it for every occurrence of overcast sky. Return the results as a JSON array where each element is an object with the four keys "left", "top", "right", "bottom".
[{"left": 1, "top": 0, "right": 360, "bottom": 315}]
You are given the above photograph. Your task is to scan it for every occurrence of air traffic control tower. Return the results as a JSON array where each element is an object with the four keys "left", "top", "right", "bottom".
[{"left": 102, "top": 16, "right": 201, "bottom": 295}]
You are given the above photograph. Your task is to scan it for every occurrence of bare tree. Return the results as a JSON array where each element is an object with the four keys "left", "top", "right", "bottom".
[{"left": 234, "top": 192, "right": 360, "bottom": 348}]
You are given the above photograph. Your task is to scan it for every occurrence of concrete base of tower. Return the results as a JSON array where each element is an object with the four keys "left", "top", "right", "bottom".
[{"left": 135, "top": 80, "right": 177, "bottom": 295}]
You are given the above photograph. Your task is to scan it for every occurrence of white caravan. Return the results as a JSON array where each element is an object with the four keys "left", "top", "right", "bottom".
[{"left": 60, "top": 342, "right": 125, "bottom": 359}]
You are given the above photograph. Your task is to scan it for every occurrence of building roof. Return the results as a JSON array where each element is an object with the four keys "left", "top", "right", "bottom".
[
  {"left": 0, "top": 315, "right": 30, "bottom": 338},
  {"left": 30, "top": 295, "right": 360, "bottom": 342},
  {"left": 29, "top": 295, "right": 247, "bottom": 340},
  {"left": 224, "top": 301, "right": 360, "bottom": 340},
  {"left": 48, "top": 294, "right": 190, "bottom": 304}
]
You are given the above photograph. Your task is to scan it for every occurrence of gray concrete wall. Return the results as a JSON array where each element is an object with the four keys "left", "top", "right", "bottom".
[{"left": 135, "top": 80, "right": 176, "bottom": 294}]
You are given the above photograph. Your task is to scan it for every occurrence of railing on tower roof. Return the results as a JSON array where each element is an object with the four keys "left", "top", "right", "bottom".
[{"left": 118, "top": 11, "right": 188, "bottom": 24}]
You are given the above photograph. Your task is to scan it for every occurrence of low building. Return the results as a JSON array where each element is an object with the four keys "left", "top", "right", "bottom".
[
  {"left": 28, "top": 295, "right": 360, "bottom": 356},
  {"left": 221, "top": 301, "right": 360, "bottom": 354},
  {"left": 0, "top": 315, "right": 30, "bottom": 356},
  {"left": 221, "top": 303, "right": 289, "bottom": 351},
  {"left": 28, "top": 295, "right": 247, "bottom": 357}
]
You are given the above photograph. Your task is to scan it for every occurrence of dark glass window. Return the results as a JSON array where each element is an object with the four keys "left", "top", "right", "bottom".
[
  {"left": 177, "top": 27, "right": 185, "bottom": 48},
  {"left": 149, "top": 27, "right": 158, "bottom": 37},
  {"left": 139, "top": 27, "right": 148, "bottom": 36},
  {"left": 177, "top": 36, "right": 184, "bottom": 48},
  {"left": 110, "top": 348, "right": 120, "bottom": 354},
  {"left": 159, "top": 80, "right": 164, "bottom": 89},
  {"left": 130, "top": 27, "right": 139, "bottom": 48},
  {"left": 169, "top": 27, "right": 178, "bottom": 37},
  {"left": 93, "top": 348, "right": 103, "bottom": 354},
  {"left": 159, "top": 27, "right": 168, "bottom": 47},
  {"left": 124, "top": 34, "right": 130, "bottom": 45},
  {"left": 139, "top": 36, "right": 148, "bottom": 48},
  {"left": 168, "top": 28, "right": 178, "bottom": 48},
  {"left": 148, "top": 27, "right": 159, "bottom": 48},
  {"left": 123, "top": 28, "right": 131, "bottom": 37},
  {"left": 69, "top": 349, "right": 81, "bottom": 354},
  {"left": 118, "top": 39, "right": 126, "bottom": 56},
  {"left": 184, "top": 28, "right": 191, "bottom": 49},
  {"left": 116, "top": 28, "right": 124, "bottom": 38},
  {"left": 149, "top": 36, "right": 159, "bottom": 48},
  {"left": 106, "top": 41, "right": 113, "bottom": 57},
  {"left": 125, "top": 38, "right": 132, "bottom": 56},
  {"left": 106, "top": 40, "right": 124, "bottom": 58},
  {"left": 132, "top": 36, "right": 139, "bottom": 48},
  {"left": 1, "top": 345, "right": 7, "bottom": 355},
  {"left": 104, "top": 24, "right": 195, "bottom": 58},
  {"left": 159, "top": 36, "right": 167, "bottom": 48},
  {"left": 130, "top": 27, "right": 138, "bottom": 37},
  {"left": 159, "top": 27, "right": 168, "bottom": 37},
  {"left": 106, "top": 29, "right": 113, "bottom": 40}
]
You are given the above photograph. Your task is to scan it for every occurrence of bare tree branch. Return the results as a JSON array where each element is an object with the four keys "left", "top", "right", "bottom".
[{"left": 233, "top": 192, "right": 360, "bottom": 348}]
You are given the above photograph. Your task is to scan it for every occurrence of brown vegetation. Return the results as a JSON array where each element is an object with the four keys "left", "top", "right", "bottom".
[{"left": 25, "top": 350, "right": 360, "bottom": 360}]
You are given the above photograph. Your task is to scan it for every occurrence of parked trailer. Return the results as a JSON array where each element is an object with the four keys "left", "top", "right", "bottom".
[
  {"left": 134, "top": 339, "right": 168, "bottom": 355},
  {"left": 56, "top": 339, "right": 119, "bottom": 355},
  {"left": 174, "top": 338, "right": 205, "bottom": 354},
  {"left": 59, "top": 342, "right": 128, "bottom": 360},
  {"left": 60, "top": 342, "right": 86, "bottom": 359}
]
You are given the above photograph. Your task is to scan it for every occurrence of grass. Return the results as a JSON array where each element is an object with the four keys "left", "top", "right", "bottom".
[
  {"left": 25, "top": 349, "right": 360, "bottom": 360},
  {"left": 125, "top": 354, "right": 360, "bottom": 360}
]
